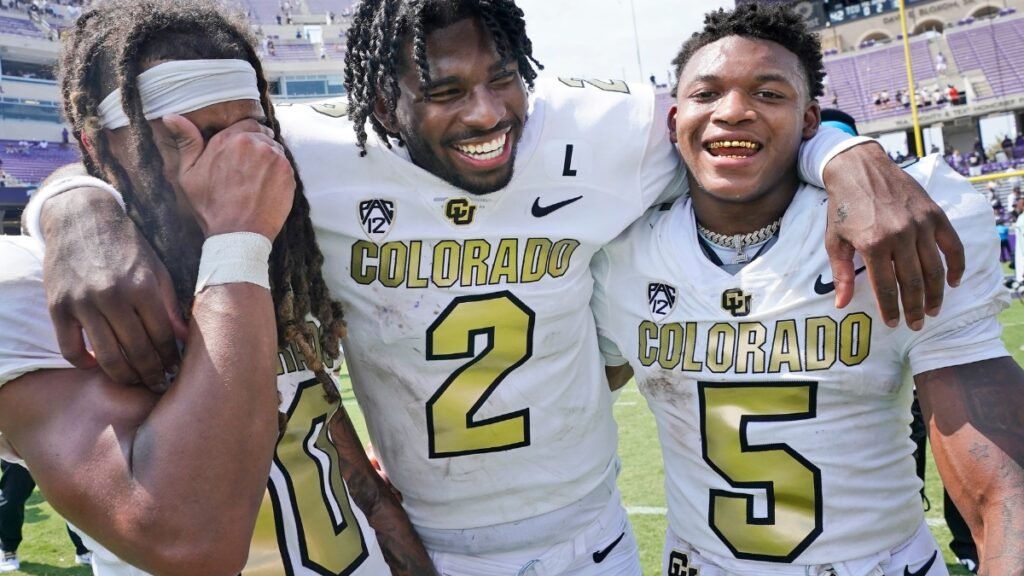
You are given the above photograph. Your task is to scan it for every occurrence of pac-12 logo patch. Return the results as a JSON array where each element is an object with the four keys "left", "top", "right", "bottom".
[
  {"left": 359, "top": 198, "right": 395, "bottom": 239},
  {"left": 648, "top": 282, "right": 677, "bottom": 321}
]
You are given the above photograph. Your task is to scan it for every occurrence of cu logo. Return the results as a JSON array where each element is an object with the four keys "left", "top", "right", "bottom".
[
  {"left": 444, "top": 198, "right": 477, "bottom": 226},
  {"left": 668, "top": 551, "right": 700, "bottom": 576},
  {"left": 721, "top": 288, "right": 752, "bottom": 318}
]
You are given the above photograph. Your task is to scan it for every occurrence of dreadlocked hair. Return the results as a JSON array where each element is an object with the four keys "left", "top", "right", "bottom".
[
  {"left": 344, "top": 0, "right": 542, "bottom": 156},
  {"left": 670, "top": 2, "right": 825, "bottom": 100},
  {"left": 57, "top": 0, "right": 345, "bottom": 409}
]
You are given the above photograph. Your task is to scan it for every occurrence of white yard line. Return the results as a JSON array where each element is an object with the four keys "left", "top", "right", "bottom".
[{"left": 627, "top": 506, "right": 668, "bottom": 515}]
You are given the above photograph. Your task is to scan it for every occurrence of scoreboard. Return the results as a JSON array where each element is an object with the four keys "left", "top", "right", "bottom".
[{"left": 736, "top": 0, "right": 934, "bottom": 29}]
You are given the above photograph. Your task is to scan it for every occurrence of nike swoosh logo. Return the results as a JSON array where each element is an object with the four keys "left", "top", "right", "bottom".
[
  {"left": 592, "top": 531, "right": 625, "bottom": 563},
  {"left": 813, "top": 265, "right": 867, "bottom": 295},
  {"left": 532, "top": 195, "right": 583, "bottom": 217},
  {"left": 904, "top": 550, "right": 939, "bottom": 576}
]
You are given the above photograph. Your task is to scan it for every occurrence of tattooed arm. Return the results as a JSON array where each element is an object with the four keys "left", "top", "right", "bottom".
[
  {"left": 329, "top": 406, "right": 438, "bottom": 576},
  {"left": 916, "top": 357, "right": 1024, "bottom": 575}
]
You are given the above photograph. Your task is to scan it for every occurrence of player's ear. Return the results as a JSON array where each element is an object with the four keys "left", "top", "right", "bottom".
[
  {"left": 80, "top": 132, "right": 100, "bottom": 165},
  {"left": 802, "top": 100, "right": 821, "bottom": 141},
  {"left": 667, "top": 104, "right": 679, "bottom": 145},
  {"left": 372, "top": 96, "right": 398, "bottom": 135}
]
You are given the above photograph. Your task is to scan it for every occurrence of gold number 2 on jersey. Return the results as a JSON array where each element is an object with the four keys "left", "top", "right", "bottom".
[
  {"left": 699, "top": 382, "right": 823, "bottom": 562},
  {"left": 273, "top": 379, "right": 368, "bottom": 575},
  {"left": 426, "top": 292, "right": 535, "bottom": 457}
]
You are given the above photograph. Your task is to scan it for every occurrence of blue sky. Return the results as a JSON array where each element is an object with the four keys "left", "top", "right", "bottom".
[{"left": 517, "top": 0, "right": 735, "bottom": 85}]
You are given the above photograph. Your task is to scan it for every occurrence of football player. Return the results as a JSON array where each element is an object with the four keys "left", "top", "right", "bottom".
[
  {"left": 29, "top": 0, "right": 966, "bottom": 574},
  {"left": 591, "top": 4, "right": 1024, "bottom": 575},
  {"left": 0, "top": 1, "right": 432, "bottom": 574}
]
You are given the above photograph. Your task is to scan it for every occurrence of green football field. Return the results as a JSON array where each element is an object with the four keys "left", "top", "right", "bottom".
[{"left": 12, "top": 299, "right": 1024, "bottom": 575}]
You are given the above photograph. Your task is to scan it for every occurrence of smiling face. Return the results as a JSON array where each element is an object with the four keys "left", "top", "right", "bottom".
[
  {"left": 379, "top": 17, "right": 528, "bottom": 195},
  {"left": 671, "top": 35, "right": 820, "bottom": 208}
]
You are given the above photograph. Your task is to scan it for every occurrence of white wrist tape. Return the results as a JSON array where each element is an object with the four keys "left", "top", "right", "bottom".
[
  {"left": 194, "top": 232, "right": 273, "bottom": 295},
  {"left": 24, "top": 175, "right": 125, "bottom": 246},
  {"left": 818, "top": 135, "right": 875, "bottom": 183}
]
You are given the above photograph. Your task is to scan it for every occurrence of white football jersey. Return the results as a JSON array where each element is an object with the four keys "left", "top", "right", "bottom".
[
  {"left": 0, "top": 236, "right": 387, "bottom": 576},
  {"left": 591, "top": 155, "right": 1009, "bottom": 566},
  {"left": 275, "top": 77, "right": 682, "bottom": 536}
]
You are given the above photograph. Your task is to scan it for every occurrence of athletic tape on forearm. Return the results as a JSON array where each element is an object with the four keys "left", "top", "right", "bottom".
[
  {"left": 194, "top": 232, "right": 273, "bottom": 295},
  {"left": 24, "top": 175, "right": 126, "bottom": 246}
]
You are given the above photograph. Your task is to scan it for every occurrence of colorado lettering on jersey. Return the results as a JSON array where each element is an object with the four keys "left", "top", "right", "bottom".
[
  {"left": 636, "top": 313, "right": 872, "bottom": 373},
  {"left": 276, "top": 320, "right": 335, "bottom": 376},
  {"left": 350, "top": 238, "right": 581, "bottom": 288}
]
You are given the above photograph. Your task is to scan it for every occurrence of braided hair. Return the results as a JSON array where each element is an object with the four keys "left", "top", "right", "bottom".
[
  {"left": 344, "top": 0, "right": 542, "bottom": 155},
  {"left": 57, "top": 0, "right": 345, "bottom": 408}
]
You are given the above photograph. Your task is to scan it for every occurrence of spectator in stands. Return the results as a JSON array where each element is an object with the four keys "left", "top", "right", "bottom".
[
  {"left": 969, "top": 150, "right": 983, "bottom": 176},
  {"left": 1016, "top": 133, "right": 1024, "bottom": 149},
  {"left": 901, "top": 90, "right": 911, "bottom": 108},
  {"left": 267, "top": 39, "right": 275, "bottom": 56},
  {"left": 880, "top": 88, "right": 890, "bottom": 105},
  {"left": 872, "top": 92, "right": 881, "bottom": 107},
  {"left": 1003, "top": 135, "right": 1015, "bottom": 160},
  {"left": 936, "top": 52, "right": 947, "bottom": 74},
  {"left": 1008, "top": 186, "right": 1020, "bottom": 210},
  {"left": 295, "top": 27, "right": 302, "bottom": 39},
  {"left": 61, "top": 127, "right": 68, "bottom": 146},
  {"left": 948, "top": 85, "right": 960, "bottom": 105},
  {"left": 275, "top": 13, "right": 281, "bottom": 24},
  {"left": 951, "top": 148, "right": 964, "bottom": 168},
  {"left": 0, "top": 171, "right": 6, "bottom": 189},
  {"left": 974, "top": 138, "right": 988, "bottom": 163},
  {"left": 36, "top": 140, "right": 47, "bottom": 151}
]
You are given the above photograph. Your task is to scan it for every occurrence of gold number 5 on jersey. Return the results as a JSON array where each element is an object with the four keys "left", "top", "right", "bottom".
[
  {"left": 426, "top": 292, "right": 535, "bottom": 457},
  {"left": 699, "top": 382, "right": 823, "bottom": 562}
]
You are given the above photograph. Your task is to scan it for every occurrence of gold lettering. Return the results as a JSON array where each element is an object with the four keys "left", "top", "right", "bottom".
[
  {"left": 460, "top": 239, "right": 491, "bottom": 287},
  {"left": 350, "top": 241, "right": 377, "bottom": 285},
  {"left": 768, "top": 319, "right": 803, "bottom": 373},
  {"left": 379, "top": 241, "right": 407, "bottom": 288},
  {"left": 522, "top": 238, "right": 552, "bottom": 283},
  {"left": 407, "top": 241, "right": 429, "bottom": 288},
  {"left": 839, "top": 313, "right": 871, "bottom": 366},
  {"left": 489, "top": 238, "right": 520, "bottom": 285},
  {"left": 432, "top": 241, "right": 460, "bottom": 288},
  {"left": 735, "top": 322, "right": 767, "bottom": 374},
  {"left": 638, "top": 321, "right": 658, "bottom": 367},
  {"left": 805, "top": 316, "right": 837, "bottom": 371},
  {"left": 548, "top": 239, "right": 580, "bottom": 278},
  {"left": 682, "top": 322, "right": 704, "bottom": 372},
  {"left": 658, "top": 323, "right": 685, "bottom": 370},
  {"left": 707, "top": 323, "right": 736, "bottom": 373}
]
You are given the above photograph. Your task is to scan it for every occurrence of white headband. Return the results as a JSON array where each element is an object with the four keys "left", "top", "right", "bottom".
[{"left": 97, "top": 59, "right": 261, "bottom": 130}]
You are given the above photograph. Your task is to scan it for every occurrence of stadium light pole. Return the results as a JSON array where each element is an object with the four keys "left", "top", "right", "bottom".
[{"left": 897, "top": 0, "right": 924, "bottom": 157}]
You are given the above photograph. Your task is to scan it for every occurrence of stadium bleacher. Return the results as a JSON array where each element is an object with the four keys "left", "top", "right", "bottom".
[
  {"left": 243, "top": 0, "right": 282, "bottom": 24},
  {"left": 0, "top": 14, "right": 45, "bottom": 38},
  {"left": 0, "top": 141, "right": 80, "bottom": 186},
  {"left": 824, "top": 40, "right": 937, "bottom": 123},
  {"left": 947, "top": 17, "right": 1024, "bottom": 99}
]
